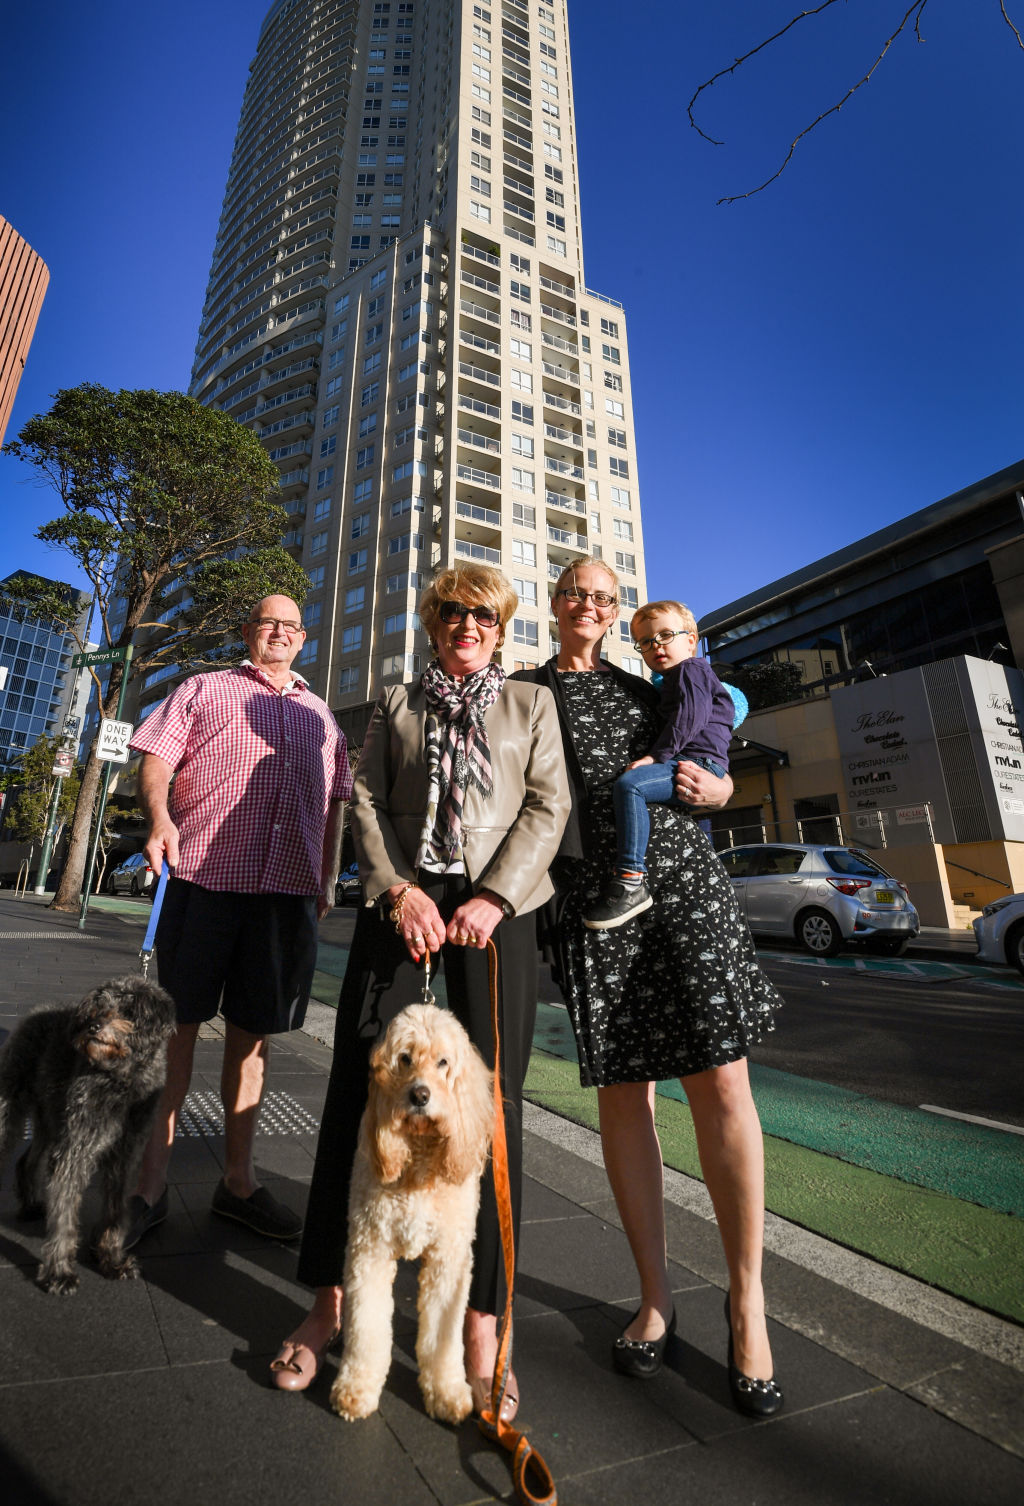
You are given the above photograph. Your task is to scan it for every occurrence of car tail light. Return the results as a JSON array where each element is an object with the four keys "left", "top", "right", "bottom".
[{"left": 826, "top": 877, "right": 872, "bottom": 896}]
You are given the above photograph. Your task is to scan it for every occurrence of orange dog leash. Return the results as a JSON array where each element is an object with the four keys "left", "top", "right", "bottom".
[{"left": 477, "top": 939, "right": 557, "bottom": 1506}]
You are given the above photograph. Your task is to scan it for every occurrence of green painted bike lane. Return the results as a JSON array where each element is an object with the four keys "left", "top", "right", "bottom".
[{"left": 292, "top": 935, "right": 1024, "bottom": 1325}]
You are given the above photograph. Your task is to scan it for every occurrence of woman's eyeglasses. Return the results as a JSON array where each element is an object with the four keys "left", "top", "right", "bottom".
[
  {"left": 556, "top": 587, "right": 617, "bottom": 608},
  {"left": 634, "top": 628, "right": 693, "bottom": 651},
  {"left": 438, "top": 600, "right": 500, "bottom": 628}
]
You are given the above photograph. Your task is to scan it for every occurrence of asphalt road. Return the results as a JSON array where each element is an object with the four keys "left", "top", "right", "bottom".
[{"left": 752, "top": 950, "right": 1024, "bottom": 1130}]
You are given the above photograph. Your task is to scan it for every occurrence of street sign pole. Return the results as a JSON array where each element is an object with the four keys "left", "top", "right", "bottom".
[
  {"left": 33, "top": 775, "right": 64, "bottom": 895},
  {"left": 79, "top": 644, "right": 134, "bottom": 929}
]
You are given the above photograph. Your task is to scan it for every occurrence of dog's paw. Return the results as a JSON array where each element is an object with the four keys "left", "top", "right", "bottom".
[
  {"left": 329, "top": 1371, "right": 380, "bottom": 1421},
  {"left": 421, "top": 1376, "right": 474, "bottom": 1425},
  {"left": 37, "top": 1267, "right": 79, "bottom": 1296},
  {"left": 100, "top": 1254, "right": 140, "bottom": 1282}
]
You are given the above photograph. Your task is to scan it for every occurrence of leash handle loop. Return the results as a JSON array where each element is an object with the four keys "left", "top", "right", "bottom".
[{"left": 139, "top": 860, "right": 170, "bottom": 978}]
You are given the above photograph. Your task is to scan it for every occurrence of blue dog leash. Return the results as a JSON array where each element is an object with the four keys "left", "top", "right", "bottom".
[{"left": 139, "top": 861, "right": 171, "bottom": 979}]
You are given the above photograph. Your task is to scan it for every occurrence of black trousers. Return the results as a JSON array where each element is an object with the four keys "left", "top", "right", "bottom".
[{"left": 297, "top": 873, "right": 539, "bottom": 1317}]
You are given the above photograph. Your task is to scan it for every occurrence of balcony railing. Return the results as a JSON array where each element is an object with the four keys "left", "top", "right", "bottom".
[
  {"left": 544, "top": 423, "right": 581, "bottom": 445},
  {"left": 540, "top": 301, "right": 576, "bottom": 327},
  {"left": 545, "top": 490, "right": 585, "bottom": 514},
  {"left": 458, "top": 360, "right": 500, "bottom": 387},
  {"left": 460, "top": 298, "right": 500, "bottom": 326},
  {"left": 539, "top": 273, "right": 576, "bottom": 299},
  {"left": 503, "top": 200, "right": 535, "bottom": 223},
  {"left": 458, "top": 393, "right": 501, "bottom": 420},
  {"left": 456, "top": 462, "right": 501, "bottom": 489},
  {"left": 542, "top": 330, "right": 577, "bottom": 355},
  {"left": 545, "top": 456, "right": 583, "bottom": 479},
  {"left": 457, "top": 427, "right": 501, "bottom": 455},
  {"left": 460, "top": 329, "right": 501, "bottom": 355},
  {"left": 461, "top": 240, "right": 501, "bottom": 268},
  {"left": 461, "top": 269, "right": 500, "bottom": 296},
  {"left": 542, "top": 361, "right": 579, "bottom": 386},
  {"left": 547, "top": 525, "right": 587, "bottom": 549},
  {"left": 455, "top": 538, "right": 501, "bottom": 563},
  {"left": 456, "top": 500, "right": 501, "bottom": 528},
  {"left": 542, "top": 390, "right": 581, "bottom": 416}
]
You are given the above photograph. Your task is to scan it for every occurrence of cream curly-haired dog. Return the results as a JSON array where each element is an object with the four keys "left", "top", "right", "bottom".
[{"left": 330, "top": 1003, "right": 494, "bottom": 1423}]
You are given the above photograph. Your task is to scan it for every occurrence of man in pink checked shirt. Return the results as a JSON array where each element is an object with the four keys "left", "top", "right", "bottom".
[{"left": 123, "top": 595, "right": 353, "bottom": 1250}]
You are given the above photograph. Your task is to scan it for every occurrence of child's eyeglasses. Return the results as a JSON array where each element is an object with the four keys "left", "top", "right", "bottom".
[
  {"left": 438, "top": 600, "right": 500, "bottom": 628},
  {"left": 634, "top": 628, "right": 693, "bottom": 651}
]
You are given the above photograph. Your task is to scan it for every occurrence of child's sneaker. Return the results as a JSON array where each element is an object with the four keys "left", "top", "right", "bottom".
[{"left": 583, "top": 878, "right": 653, "bottom": 931}]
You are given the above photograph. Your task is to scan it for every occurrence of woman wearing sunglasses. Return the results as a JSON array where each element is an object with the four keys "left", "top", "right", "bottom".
[{"left": 271, "top": 563, "right": 568, "bottom": 1421}]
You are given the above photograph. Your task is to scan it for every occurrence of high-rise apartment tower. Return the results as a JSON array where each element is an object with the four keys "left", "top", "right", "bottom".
[
  {"left": 182, "top": 0, "right": 645, "bottom": 723},
  {"left": 0, "top": 216, "right": 49, "bottom": 447}
]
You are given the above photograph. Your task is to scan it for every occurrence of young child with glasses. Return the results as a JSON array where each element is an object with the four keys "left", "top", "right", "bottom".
[{"left": 584, "top": 599, "right": 741, "bottom": 931}]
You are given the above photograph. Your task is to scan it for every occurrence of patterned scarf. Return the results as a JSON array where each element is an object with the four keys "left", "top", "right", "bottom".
[{"left": 414, "top": 659, "right": 506, "bottom": 869}]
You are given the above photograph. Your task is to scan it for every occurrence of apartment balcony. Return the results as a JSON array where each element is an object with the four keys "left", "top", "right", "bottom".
[
  {"left": 542, "top": 329, "right": 578, "bottom": 357},
  {"left": 457, "top": 427, "right": 501, "bottom": 456},
  {"left": 540, "top": 301, "right": 576, "bottom": 328},
  {"left": 458, "top": 359, "right": 501, "bottom": 389},
  {"left": 543, "top": 422, "right": 582, "bottom": 448},
  {"left": 546, "top": 526, "right": 588, "bottom": 563},
  {"left": 541, "top": 389, "right": 581, "bottom": 417},
  {"left": 460, "top": 268, "right": 500, "bottom": 298},
  {"left": 455, "top": 538, "right": 501, "bottom": 565},
  {"left": 504, "top": 173, "right": 534, "bottom": 199},
  {"left": 459, "top": 329, "right": 501, "bottom": 358},
  {"left": 459, "top": 297, "right": 500, "bottom": 327},
  {"left": 542, "top": 360, "right": 580, "bottom": 389},
  {"left": 256, "top": 382, "right": 315, "bottom": 416},
  {"left": 503, "top": 199, "right": 534, "bottom": 224},
  {"left": 502, "top": 122, "right": 532, "bottom": 152},
  {"left": 277, "top": 466, "right": 310, "bottom": 491},
  {"left": 545, "top": 489, "right": 586, "bottom": 516},
  {"left": 460, "top": 240, "right": 501, "bottom": 269},
  {"left": 260, "top": 409, "right": 314, "bottom": 440},
  {"left": 455, "top": 500, "right": 501, "bottom": 546},
  {"left": 544, "top": 455, "right": 584, "bottom": 480},
  {"left": 456, "top": 462, "right": 501, "bottom": 491},
  {"left": 458, "top": 392, "right": 501, "bottom": 422}
]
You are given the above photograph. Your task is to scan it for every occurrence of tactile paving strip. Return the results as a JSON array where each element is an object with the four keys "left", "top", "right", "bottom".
[
  {"left": 0, "top": 932, "right": 88, "bottom": 940},
  {"left": 176, "top": 1089, "right": 320, "bottom": 1138}
]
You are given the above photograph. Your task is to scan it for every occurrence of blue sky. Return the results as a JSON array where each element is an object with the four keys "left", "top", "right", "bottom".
[{"left": 2, "top": 0, "right": 1021, "bottom": 625}]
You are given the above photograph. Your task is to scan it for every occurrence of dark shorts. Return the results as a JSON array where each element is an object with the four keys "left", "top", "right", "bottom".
[{"left": 155, "top": 878, "right": 318, "bottom": 1035}]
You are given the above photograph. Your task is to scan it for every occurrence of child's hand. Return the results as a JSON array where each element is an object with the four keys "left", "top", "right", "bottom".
[{"left": 626, "top": 756, "right": 655, "bottom": 770}]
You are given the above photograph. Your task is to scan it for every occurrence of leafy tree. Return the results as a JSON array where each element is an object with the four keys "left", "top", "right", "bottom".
[
  {"left": 0, "top": 736, "right": 82, "bottom": 886},
  {"left": 690, "top": 0, "right": 1024, "bottom": 203},
  {"left": 725, "top": 659, "right": 805, "bottom": 712},
  {"left": 3, "top": 384, "right": 309, "bottom": 911}
]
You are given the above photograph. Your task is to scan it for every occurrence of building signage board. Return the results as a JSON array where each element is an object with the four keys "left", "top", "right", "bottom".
[
  {"left": 959, "top": 658, "right": 1024, "bottom": 841},
  {"left": 832, "top": 668, "right": 951, "bottom": 846},
  {"left": 832, "top": 657, "right": 1024, "bottom": 846}
]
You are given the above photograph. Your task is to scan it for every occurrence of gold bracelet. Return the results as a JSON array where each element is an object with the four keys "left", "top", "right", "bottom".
[{"left": 389, "top": 883, "right": 415, "bottom": 934}]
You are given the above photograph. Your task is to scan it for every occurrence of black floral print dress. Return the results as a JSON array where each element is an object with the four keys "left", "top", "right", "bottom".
[{"left": 556, "top": 670, "right": 781, "bottom": 1086}]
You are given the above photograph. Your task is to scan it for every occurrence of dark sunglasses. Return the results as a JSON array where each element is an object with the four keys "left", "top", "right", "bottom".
[{"left": 438, "top": 600, "right": 500, "bottom": 628}]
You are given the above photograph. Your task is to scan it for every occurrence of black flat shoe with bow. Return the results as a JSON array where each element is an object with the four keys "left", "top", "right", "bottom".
[
  {"left": 612, "top": 1307, "right": 677, "bottom": 1379},
  {"left": 724, "top": 1291, "right": 784, "bottom": 1417}
]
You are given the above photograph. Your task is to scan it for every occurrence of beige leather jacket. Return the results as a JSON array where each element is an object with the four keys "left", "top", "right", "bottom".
[{"left": 350, "top": 677, "right": 569, "bottom": 916}]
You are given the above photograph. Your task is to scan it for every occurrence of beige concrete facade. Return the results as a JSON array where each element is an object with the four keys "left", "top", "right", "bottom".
[
  {"left": 160, "top": 0, "right": 645, "bottom": 727},
  {"left": 0, "top": 216, "right": 49, "bottom": 447}
]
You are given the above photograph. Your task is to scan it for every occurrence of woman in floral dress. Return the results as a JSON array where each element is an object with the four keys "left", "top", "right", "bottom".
[{"left": 515, "top": 557, "right": 784, "bottom": 1416}]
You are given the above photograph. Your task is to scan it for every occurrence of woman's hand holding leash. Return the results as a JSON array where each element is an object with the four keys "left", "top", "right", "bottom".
[{"left": 389, "top": 883, "right": 446, "bottom": 961}]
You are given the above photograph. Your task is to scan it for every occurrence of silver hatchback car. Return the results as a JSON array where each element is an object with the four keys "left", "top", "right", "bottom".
[{"left": 718, "top": 843, "right": 921, "bottom": 957}]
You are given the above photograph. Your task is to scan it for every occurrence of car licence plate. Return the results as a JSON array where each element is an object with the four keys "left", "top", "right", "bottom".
[{"left": 874, "top": 890, "right": 895, "bottom": 904}]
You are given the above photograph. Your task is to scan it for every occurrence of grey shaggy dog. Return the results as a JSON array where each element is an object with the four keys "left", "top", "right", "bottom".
[{"left": 0, "top": 975, "right": 176, "bottom": 1294}]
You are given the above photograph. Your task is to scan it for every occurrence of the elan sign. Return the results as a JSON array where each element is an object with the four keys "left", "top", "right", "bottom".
[{"left": 832, "top": 656, "right": 1024, "bottom": 845}]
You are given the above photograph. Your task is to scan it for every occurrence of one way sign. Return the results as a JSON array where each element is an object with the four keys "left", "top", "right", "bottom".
[{"left": 96, "top": 719, "right": 134, "bottom": 764}]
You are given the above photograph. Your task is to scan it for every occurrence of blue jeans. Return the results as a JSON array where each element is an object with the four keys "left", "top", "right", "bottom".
[{"left": 612, "top": 756, "right": 726, "bottom": 875}]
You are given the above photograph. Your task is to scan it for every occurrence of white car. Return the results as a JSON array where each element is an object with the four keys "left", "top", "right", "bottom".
[{"left": 973, "top": 894, "right": 1024, "bottom": 977}]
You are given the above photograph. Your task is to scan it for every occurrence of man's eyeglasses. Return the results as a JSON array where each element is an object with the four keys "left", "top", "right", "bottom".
[
  {"left": 438, "top": 600, "right": 501, "bottom": 628},
  {"left": 555, "top": 587, "right": 617, "bottom": 608},
  {"left": 249, "top": 617, "right": 303, "bottom": 635},
  {"left": 634, "top": 628, "right": 693, "bottom": 652}
]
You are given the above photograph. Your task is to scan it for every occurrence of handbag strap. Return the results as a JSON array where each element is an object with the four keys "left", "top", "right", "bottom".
[{"left": 477, "top": 938, "right": 557, "bottom": 1506}]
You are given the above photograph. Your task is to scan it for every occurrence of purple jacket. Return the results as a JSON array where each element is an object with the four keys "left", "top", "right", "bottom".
[{"left": 649, "top": 657, "right": 734, "bottom": 770}]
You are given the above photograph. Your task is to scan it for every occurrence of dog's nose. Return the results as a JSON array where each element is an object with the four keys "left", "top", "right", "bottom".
[{"left": 409, "top": 1083, "right": 430, "bottom": 1108}]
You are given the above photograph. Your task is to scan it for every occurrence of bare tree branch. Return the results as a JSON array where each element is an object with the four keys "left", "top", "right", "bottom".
[
  {"left": 1000, "top": 1, "right": 1024, "bottom": 48},
  {"left": 690, "top": 1, "right": 934, "bottom": 204},
  {"left": 688, "top": 0, "right": 847, "bottom": 146}
]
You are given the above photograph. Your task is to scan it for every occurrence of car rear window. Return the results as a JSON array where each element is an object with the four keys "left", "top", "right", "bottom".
[{"left": 823, "top": 849, "right": 889, "bottom": 878}]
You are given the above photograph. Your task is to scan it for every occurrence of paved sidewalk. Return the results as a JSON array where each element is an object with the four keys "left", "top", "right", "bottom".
[{"left": 0, "top": 893, "right": 1022, "bottom": 1505}]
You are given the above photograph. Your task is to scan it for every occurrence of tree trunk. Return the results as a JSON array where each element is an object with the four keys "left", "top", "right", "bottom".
[{"left": 51, "top": 744, "right": 102, "bottom": 912}]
